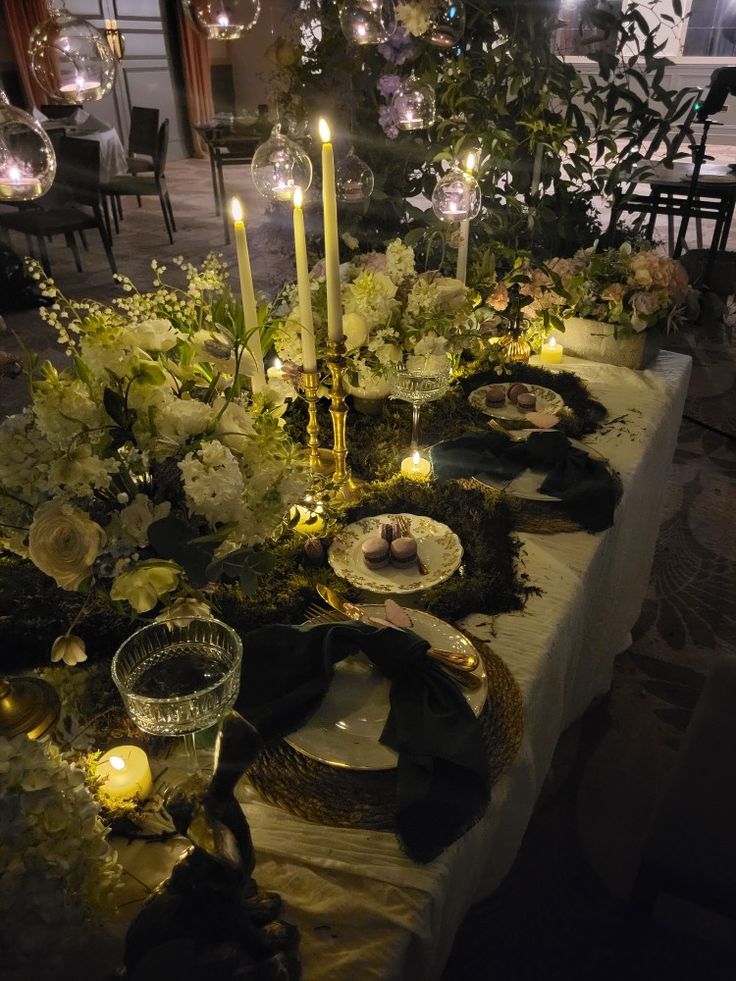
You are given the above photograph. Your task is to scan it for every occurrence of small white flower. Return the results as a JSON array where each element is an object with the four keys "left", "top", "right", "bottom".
[{"left": 50, "top": 634, "right": 87, "bottom": 666}]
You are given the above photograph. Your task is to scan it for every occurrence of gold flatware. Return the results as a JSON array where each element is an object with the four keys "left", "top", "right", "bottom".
[
  {"left": 395, "top": 514, "right": 429, "bottom": 575},
  {"left": 314, "top": 587, "right": 480, "bottom": 673},
  {"left": 488, "top": 418, "right": 525, "bottom": 441}
]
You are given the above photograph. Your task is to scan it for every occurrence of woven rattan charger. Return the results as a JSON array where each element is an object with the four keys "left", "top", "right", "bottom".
[{"left": 245, "top": 627, "right": 524, "bottom": 832}]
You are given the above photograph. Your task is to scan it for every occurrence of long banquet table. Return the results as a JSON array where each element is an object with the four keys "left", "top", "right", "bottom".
[{"left": 116, "top": 351, "right": 692, "bottom": 981}]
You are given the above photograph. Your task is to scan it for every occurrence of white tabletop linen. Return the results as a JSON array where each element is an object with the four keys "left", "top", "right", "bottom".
[
  {"left": 115, "top": 352, "right": 691, "bottom": 981},
  {"left": 43, "top": 115, "right": 128, "bottom": 182}
]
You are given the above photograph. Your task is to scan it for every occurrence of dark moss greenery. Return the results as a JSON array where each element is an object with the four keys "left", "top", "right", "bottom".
[
  {"left": 286, "top": 363, "right": 607, "bottom": 482},
  {"left": 275, "top": 0, "right": 695, "bottom": 260}
]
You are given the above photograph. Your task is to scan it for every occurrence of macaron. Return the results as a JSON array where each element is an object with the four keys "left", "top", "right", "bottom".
[
  {"left": 516, "top": 392, "right": 537, "bottom": 411},
  {"left": 390, "top": 536, "right": 418, "bottom": 569},
  {"left": 484, "top": 385, "right": 506, "bottom": 406},
  {"left": 362, "top": 535, "right": 390, "bottom": 569},
  {"left": 507, "top": 383, "right": 529, "bottom": 404}
]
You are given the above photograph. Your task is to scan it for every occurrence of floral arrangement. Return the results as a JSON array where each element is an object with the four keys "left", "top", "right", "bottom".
[
  {"left": 0, "top": 256, "right": 307, "bottom": 663},
  {"left": 0, "top": 733, "right": 123, "bottom": 974},
  {"left": 548, "top": 242, "right": 694, "bottom": 334},
  {"left": 272, "top": 239, "right": 480, "bottom": 398}
]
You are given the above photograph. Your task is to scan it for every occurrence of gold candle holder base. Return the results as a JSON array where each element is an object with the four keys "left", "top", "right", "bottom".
[
  {"left": 301, "top": 368, "right": 331, "bottom": 476},
  {"left": 325, "top": 339, "right": 366, "bottom": 502},
  {"left": 0, "top": 676, "right": 60, "bottom": 740}
]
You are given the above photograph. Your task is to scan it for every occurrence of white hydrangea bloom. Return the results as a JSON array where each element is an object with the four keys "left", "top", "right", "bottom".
[
  {"left": 385, "top": 239, "right": 416, "bottom": 283},
  {"left": 33, "top": 378, "right": 105, "bottom": 447},
  {"left": 179, "top": 440, "right": 246, "bottom": 525}
]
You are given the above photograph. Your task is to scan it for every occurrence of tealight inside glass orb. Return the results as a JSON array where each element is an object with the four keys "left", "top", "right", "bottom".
[
  {"left": 391, "top": 73, "right": 436, "bottom": 131},
  {"left": 431, "top": 167, "right": 481, "bottom": 222},
  {"left": 251, "top": 124, "right": 313, "bottom": 201},
  {"left": 338, "top": 0, "right": 397, "bottom": 44},
  {"left": 0, "top": 94, "right": 56, "bottom": 202},
  {"left": 424, "top": 0, "right": 466, "bottom": 48},
  {"left": 29, "top": 10, "right": 117, "bottom": 104},
  {"left": 336, "top": 148, "right": 374, "bottom": 203},
  {"left": 185, "top": 0, "right": 261, "bottom": 40}
]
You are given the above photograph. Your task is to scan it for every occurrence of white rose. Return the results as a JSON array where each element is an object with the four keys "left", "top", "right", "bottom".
[
  {"left": 343, "top": 312, "right": 369, "bottom": 350},
  {"left": 434, "top": 276, "right": 468, "bottom": 312},
  {"left": 28, "top": 501, "right": 106, "bottom": 591},
  {"left": 128, "top": 318, "right": 180, "bottom": 352},
  {"left": 118, "top": 494, "right": 171, "bottom": 547}
]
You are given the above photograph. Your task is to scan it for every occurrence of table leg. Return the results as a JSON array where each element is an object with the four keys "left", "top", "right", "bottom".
[{"left": 209, "top": 148, "right": 220, "bottom": 217}]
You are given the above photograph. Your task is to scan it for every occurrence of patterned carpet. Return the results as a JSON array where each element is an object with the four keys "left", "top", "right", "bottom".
[{"left": 2, "top": 161, "right": 735, "bottom": 978}]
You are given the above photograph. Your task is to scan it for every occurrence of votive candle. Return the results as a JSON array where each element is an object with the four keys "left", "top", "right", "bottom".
[
  {"left": 97, "top": 745, "right": 153, "bottom": 802},
  {"left": 400, "top": 450, "right": 431, "bottom": 481},
  {"left": 540, "top": 336, "right": 564, "bottom": 364}
]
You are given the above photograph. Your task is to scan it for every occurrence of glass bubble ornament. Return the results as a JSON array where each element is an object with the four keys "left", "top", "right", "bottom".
[
  {"left": 29, "top": 5, "right": 117, "bottom": 104},
  {"left": 0, "top": 91, "right": 56, "bottom": 202},
  {"left": 338, "top": 0, "right": 396, "bottom": 44},
  {"left": 391, "top": 72, "right": 436, "bottom": 130},
  {"left": 431, "top": 167, "right": 481, "bottom": 223},
  {"left": 184, "top": 0, "right": 261, "bottom": 40},
  {"left": 336, "top": 148, "right": 374, "bottom": 203},
  {"left": 251, "top": 124, "right": 313, "bottom": 202},
  {"left": 424, "top": 1, "right": 466, "bottom": 49}
]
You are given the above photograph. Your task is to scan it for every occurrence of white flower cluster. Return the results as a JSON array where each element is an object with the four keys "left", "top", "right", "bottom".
[{"left": 0, "top": 734, "right": 122, "bottom": 975}]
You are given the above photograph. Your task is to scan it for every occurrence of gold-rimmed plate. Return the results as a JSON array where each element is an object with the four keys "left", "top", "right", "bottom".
[{"left": 284, "top": 606, "right": 487, "bottom": 770}]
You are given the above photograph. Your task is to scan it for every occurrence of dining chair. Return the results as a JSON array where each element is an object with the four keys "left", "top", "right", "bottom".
[
  {"left": 127, "top": 106, "right": 159, "bottom": 176},
  {"left": 99, "top": 119, "right": 176, "bottom": 244},
  {"left": 0, "top": 136, "right": 116, "bottom": 275}
]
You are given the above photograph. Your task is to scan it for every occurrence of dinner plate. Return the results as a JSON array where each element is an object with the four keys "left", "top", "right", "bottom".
[
  {"left": 284, "top": 607, "right": 487, "bottom": 770},
  {"left": 469, "top": 382, "right": 564, "bottom": 421},
  {"left": 328, "top": 513, "right": 463, "bottom": 594},
  {"left": 474, "top": 430, "right": 606, "bottom": 502}
]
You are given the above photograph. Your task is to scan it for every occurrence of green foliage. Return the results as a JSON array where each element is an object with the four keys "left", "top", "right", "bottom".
[{"left": 274, "top": 0, "right": 696, "bottom": 259}]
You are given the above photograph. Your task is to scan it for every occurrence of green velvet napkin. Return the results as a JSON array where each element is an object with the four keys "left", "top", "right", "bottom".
[{"left": 236, "top": 621, "right": 489, "bottom": 863}]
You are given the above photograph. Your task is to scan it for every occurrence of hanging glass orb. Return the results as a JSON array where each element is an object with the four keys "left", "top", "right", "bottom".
[
  {"left": 336, "top": 148, "right": 374, "bottom": 203},
  {"left": 0, "top": 92, "right": 56, "bottom": 202},
  {"left": 184, "top": 0, "right": 261, "bottom": 40},
  {"left": 424, "top": 1, "right": 466, "bottom": 49},
  {"left": 338, "top": 0, "right": 396, "bottom": 45},
  {"left": 29, "top": 7, "right": 117, "bottom": 104},
  {"left": 431, "top": 167, "right": 481, "bottom": 222},
  {"left": 391, "top": 73, "right": 436, "bottom": 130},
  {"left": 251, "top": 124, "right": 313, "bottom": 202}
]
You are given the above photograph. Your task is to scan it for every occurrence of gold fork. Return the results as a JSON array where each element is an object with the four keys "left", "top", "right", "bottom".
[
  {"left": 305, "top": 604, "right": 482, "bottom": 687},
  {"left": 395, "top": 514, "right": 429, "bottom": 576}
]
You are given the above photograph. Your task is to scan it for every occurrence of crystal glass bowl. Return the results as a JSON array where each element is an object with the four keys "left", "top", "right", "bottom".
[{"left": 112, "top": 618, "right": 242, "bottom": 736}]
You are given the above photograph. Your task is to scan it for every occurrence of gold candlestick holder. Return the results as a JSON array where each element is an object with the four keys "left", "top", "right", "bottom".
[
  {"left": 325, "top": 339, "right": 364, "bottom": 502},
  {"left": 301, "top": 368, "right": 323, "bottom": 476}
]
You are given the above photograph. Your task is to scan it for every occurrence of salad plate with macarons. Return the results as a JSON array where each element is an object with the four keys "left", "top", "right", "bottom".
[
  {"left": 469, "top": 381, "right": 564, "bottom": 424},
  {"left": 328, "top": 513, "right": 463, "bottom": 594}
]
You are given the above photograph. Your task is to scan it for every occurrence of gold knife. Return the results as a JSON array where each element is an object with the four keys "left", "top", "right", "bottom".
[{"left": 316, "top": 585, "right": 480, "bottom": 674}]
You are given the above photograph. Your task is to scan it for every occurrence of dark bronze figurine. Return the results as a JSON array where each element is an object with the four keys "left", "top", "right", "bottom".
[{"left": 123, "top": 711, "right": 301, "bottom": 980}]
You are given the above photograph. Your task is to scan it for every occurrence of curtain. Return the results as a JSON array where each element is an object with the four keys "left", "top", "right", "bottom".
[
  {"left": 177, "top": 5, "right": 214, "bottom": 158},
  {"left": 4, "top": 0, "right": 51, "bottom": 108}
]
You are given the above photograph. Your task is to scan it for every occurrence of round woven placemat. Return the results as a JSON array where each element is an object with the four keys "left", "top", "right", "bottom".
[{"left": 245, "top": 639, "right": 523, "bottom": 832}]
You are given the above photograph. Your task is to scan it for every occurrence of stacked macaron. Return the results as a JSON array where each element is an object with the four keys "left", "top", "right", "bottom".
[
  {"left": 507, "top": 383, "right": 536, "bottom": 412},
  {"left": 484, "top": 385, "right": 506, "bottom": 407},
  {"left": 361, "top": 520, "right": 418, "bottom": 571}
]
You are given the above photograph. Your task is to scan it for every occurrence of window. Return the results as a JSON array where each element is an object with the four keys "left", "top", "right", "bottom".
[{"left": 683, "top": 0, "right": 736, "bottom": 56}]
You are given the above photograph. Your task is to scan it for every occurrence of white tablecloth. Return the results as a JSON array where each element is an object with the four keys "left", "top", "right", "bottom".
[{"left": 117, "top": 352, "right": 691, "bottom": 981}]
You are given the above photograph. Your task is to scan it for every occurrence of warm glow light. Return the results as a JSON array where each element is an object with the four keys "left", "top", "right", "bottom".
[
  {"left": 412, "top": 450, "right": 421, "bottom": 467},
  {"left": 465, "top": 152, "right": 476, "bottom": 173},
  {"left": 8, "top": 166, "right": 21, "bottom": 184},
  {"left": 318, "top": 118, "right": 331, "bottom": 143},
  {"left": 230, "top": 197, "right": 243, "bottom": 222},
  {"left": 548, "top": 337, "right": 557, "bottom": 349},
  {"left": 293, "top": 185, "right": 303, "bottom": 208},
  {"left": 273, "top": 357, "right": 282, "bottom": 369},
  {"left": 217, "top": 11, "right": 230, "bottom": 26},
  {"left": 109, "top": 755, "right": 125, "bottom": 771}
]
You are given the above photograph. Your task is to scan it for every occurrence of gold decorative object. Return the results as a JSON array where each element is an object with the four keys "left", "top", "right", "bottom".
[
  {"left": 301, "top": 368, "right": 324, "bottom": 475},
  {"left": 501, "top": 331, "right": 532, "bottom": 364},
  {"left": 0, "top": 675, "right": 60, "bottom": 740},
  {"left": 325, "top": 340, "right": 364, "bottom": 502}
]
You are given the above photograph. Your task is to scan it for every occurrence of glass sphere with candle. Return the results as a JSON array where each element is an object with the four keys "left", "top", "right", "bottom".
[
  {"left": 432, "top": 166, "right": 482, "bottom": 223},
  {"left": 338, "top": 0, "right": 397, "bottom": 44},
  {"left": 251, "top": 124, "right": 313, "bottom": 202},
  {"left": 29, "top": 7, "right": 117, "bottom": 104},
  {"left": 391, "top": 73, "right": 436, "bottom": 131},
  {"left": 184, "top": 0, "right": 261, "bottom": 39},
  {"left": 336, "top": 148, "right": 374, "bottom": 203},
  {"left": 0, "top": 93, "right": 56, "bottom": 202},
  {"left": 423, "top": 0, "right": 466, "bottom": 48}
]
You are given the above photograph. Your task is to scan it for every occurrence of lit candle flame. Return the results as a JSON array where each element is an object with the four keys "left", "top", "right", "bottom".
[
  {"left": 465, "top": 151, "right": 476, "bottom": 173},
  {"left": 217, "top": 11, "right": 230, "bottom": 26},
  {"left": 8, "top": 166, "right": 21, "bottom": 184},
  {"left": 273, "top": 357, "right": 282, "bottom": 370},
  {"left": 318, "top": 118, "right": 331, "bottom": 143},
  {"left": 109, "top": 756, "right": 125, "bottom": 771},
  {"left": 548, "top": 337, "right": 556, "bottom": 349},
  {"left": 412, "top": 450, "right": 421, "bottom": 467},
  {"left": 292, "top": 185, "right": 303, "bottom": 208},
  {"left": 230, "top": 197, "right": 243, "bottom": 222}
]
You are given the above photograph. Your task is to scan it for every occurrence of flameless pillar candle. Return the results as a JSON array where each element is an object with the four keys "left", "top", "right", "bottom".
[
  {"left": 230, "top": 197, "right": 266, "bottom": 389},
  {"left": 400, "top": 450, "right": 431, "bottom": 481},
  {"left": 540, "top": 336, "right": 564, "bottom": 364},
  {"left": 97, "top": 745, "right": 153, "bottom": 802},
  {"left": 318, "top": 119, "right": 344, "bottom": 344},
  {"left": 292, "top": 187, "right": 318, "bottom": 372},
  {"left": 456, "top": 152, "right": 476, "bottom": 285}
]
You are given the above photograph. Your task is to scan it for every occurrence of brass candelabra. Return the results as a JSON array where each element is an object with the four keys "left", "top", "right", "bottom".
[
  {"left": 326, "top": 338, "right": 349, "bottom": 486},
  {"left": 301, "top": 368, "right": 323, "bottom": 475}
]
